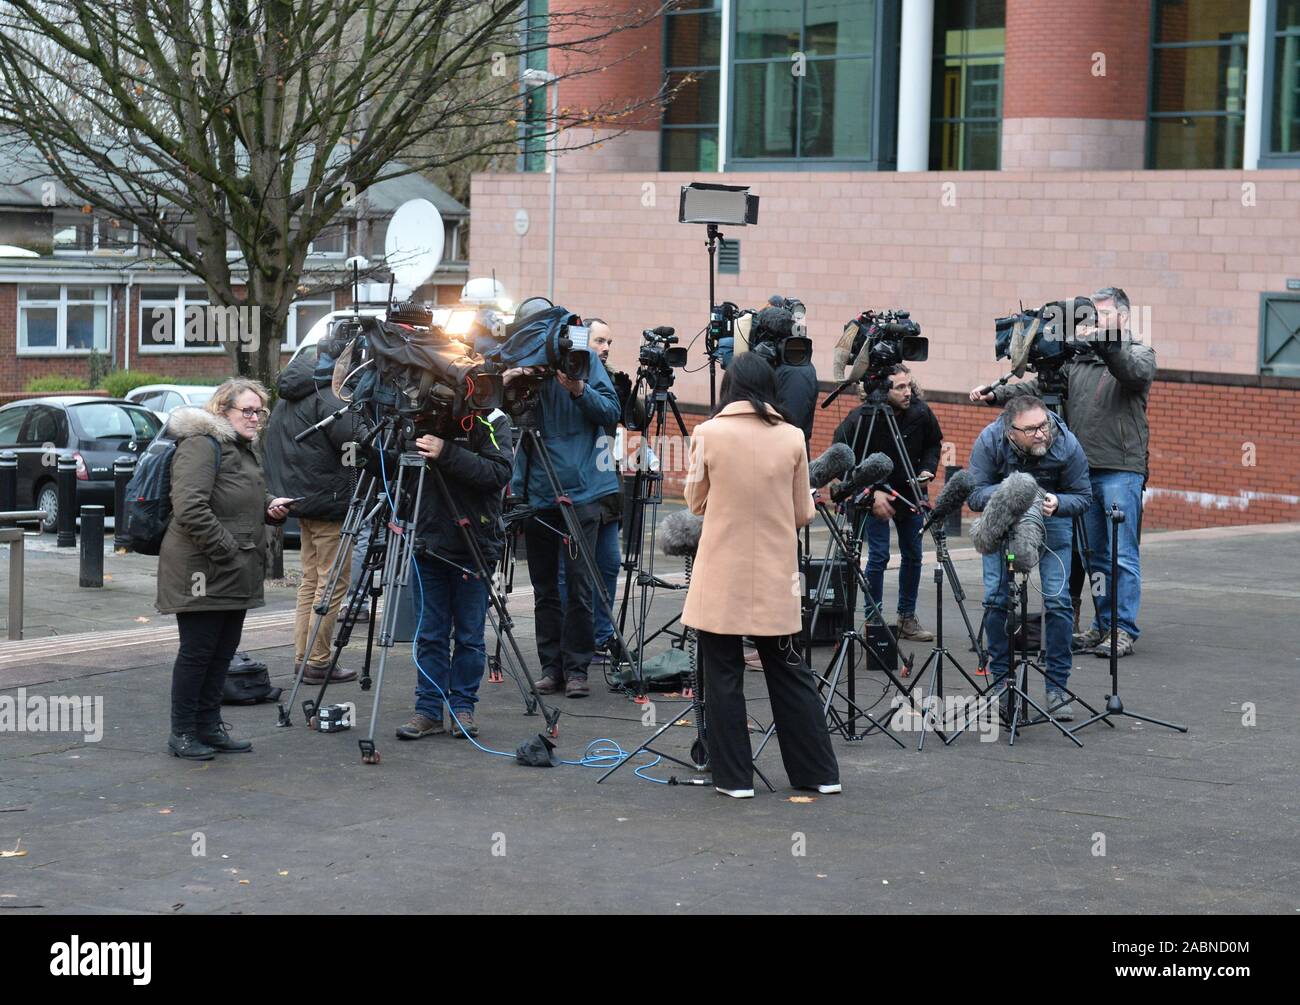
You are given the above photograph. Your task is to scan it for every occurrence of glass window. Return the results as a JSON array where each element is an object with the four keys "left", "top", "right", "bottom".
[
  {"left": 140, "top": 286, "right": 225, "bottom": 352},
  {"left": 0, "top": 407, "right": 28, "bottom": 445},
  {"left": 72, "top": 403, "right": 159, "bottom": 443},
  {"left": 309, "top": 222, "right": 347, "bottom": 257},
  {"left": 662, "top": 3, "right": 722, "bottom": 170},
  {"left": 1149, "top": 0, "right": 1249, "bottom": 168},
  {"left": 1271, "top": 0, "right": 1300, "bottom": 155},
  {"left": 731, "top": 0, "right": 880, "bottom": 164},
  {"left": 18, "top": 285, "right": 108, "bottom": 353},
  {"left": 24, "top": 406, "right": 64, "bottom": 446},
  {"left": 930, "top": 0, "right": 1005, "bottom": 171},
  {"left": 0, "top": 210, "right": 52, "bottom": 256},
  {"left": 290, "top": 299, "right": 334, "bottom": 349}
]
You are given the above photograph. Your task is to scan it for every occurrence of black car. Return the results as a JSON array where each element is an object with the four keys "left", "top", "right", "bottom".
[{"left": 0, "top": 396, "right": 163, "bottom": 532}]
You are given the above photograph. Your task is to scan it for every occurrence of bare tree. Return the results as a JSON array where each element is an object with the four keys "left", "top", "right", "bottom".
[{"left": 0, "top": 1, "right": 663, "bottom": 385}]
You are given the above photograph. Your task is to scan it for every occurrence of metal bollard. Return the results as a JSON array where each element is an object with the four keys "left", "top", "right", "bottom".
[
  {"left": 944, "top": 464, "right": 964, "bottom": 537},
  {"left": 79, "top": 505, "right": 105, "bottom": 588},
  {"left": 0, "top": 452, "right": 16, "bottom": 528},
  {"left": 56, "top": 455, "right": 77, "bottom": 547},
  {"left": 113, "top": 456, "right": 135, "bottom": 550}
]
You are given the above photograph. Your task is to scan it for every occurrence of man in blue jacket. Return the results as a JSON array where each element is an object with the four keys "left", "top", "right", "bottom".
[
  {"left": 968, "top": 395, "right": 1092, "bottom": 720},
  {"left": 510, "top": 354, "right": 622, "bottom": 698}
]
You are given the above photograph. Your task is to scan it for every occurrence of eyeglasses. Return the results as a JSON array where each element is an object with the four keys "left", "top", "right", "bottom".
[
  {"left": 1011, "top": 420, "right": 1051, "bottom": 438},
  {"left": 232, "top": 406, "right": 270, "bottom": 421}
]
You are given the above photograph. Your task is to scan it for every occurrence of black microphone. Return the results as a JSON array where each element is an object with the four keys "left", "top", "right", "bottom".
[
  {"left": 808, "top": 442, "right": 855, "bottom": 490},
  {"left": 830, "top": 452, "right": 894, "bottom": 504},
  {"left": 920, "top": 468, "right": 974, "bottom": 532}
]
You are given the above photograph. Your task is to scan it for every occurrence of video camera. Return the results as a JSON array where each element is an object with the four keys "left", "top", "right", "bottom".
[
  {"left": 750, "top": 297, "right": 812, "bottom": 367},
  {"left": 325, "top": 302, "right": 502, "bottom": 443},
  {"left": 994, "top": 297, "right": 1100, "bottom": 376},
  {"left": 476, "top": 298, "right": 595, "bottom": 418}
]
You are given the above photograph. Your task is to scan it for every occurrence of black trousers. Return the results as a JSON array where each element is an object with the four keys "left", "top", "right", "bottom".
[
  {"left": 524, "top": 503, "right": 602, "bottom": 681},
  {"left": 170, "top": 609, "right": 248, "bottom": 735},
  {"left": 698, "top": 631, "right": 840, "bottom": 792}
]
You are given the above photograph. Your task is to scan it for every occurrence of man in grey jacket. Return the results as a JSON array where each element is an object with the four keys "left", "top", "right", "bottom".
[
  {"left": 968, "top": 397, "right": 1092, "bottom": 719},
  {"left": 971, "top": 287, "right": 1153, "bottom": 659}
]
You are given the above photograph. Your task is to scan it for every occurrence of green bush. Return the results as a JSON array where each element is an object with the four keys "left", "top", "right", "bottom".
[
  {"left": 25, "top": 375, "right": 91, "bottom": 393},
  {"left": 100, "top": 370, "right": 175, "bottom": 399}
]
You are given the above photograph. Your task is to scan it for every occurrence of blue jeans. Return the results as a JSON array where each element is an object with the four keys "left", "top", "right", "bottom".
[
  {"left": 1080, "top": 470, "right": 1144, "bottom": 640},
  {"left": 558, "top": 518, "right": 622, "bottom": 644},
  {"left": 982, "top": 514, "right": 1074, "bottom": 691},
  {"left": 863, "top": 508, "right": 923, "bottom": 617},
  {"left": 411, "top": 555, "right": 489, "bottom": 720}
]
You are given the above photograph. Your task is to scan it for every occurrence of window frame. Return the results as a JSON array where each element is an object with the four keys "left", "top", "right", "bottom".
[
  {"left": 137, "top": 284, "right": 225, "bottom": 355},
  {"left": 661, "top": 1, "right": 723, "bottom": 171},
  {"left": 1146, "top": 0, "right": 1251, "bottom": 169},
  {"left": 1259, "top": 290, "right": 1300, "bottom": 376},
  {"left": 929, "top": 1, "right": 1006, "bottom": 172},
  {"left": 16, "top": 283, "right": 112, "bottom": 355},
  {"left": 51, "top": 210, "right": 138, "bottom": 257},
  {"left": 284, "top": 294, "right": 336, "bottom": 352},
  {"left": 726, "top": 0, "right": 898, "bottom": 171},
  {"left": 1261, "top": 0, "right": 1300, "bottom": 166}
]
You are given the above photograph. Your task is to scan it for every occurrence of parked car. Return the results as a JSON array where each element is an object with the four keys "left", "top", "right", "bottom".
[
  {"left": 0, "top": 396, "right": 164, "bottom": 532},
  {"left": 124, "top": 383, "right": 217, "bottom": 422}
]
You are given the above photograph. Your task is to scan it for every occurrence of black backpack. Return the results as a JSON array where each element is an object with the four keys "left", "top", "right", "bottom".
[
  {"left": 122, "top": 434, "right": 220, "bottom": 555},
  {"left": 222, "top": 652, "right": 282, "bottom": 705}
]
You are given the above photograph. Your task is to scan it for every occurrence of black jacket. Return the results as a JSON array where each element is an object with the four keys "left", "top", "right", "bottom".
[
  {"left": 263, "top": 354, "right": 368, "bottom": 521},
  {"left": 415, "top": 409, "right": 514, "bottom": 567},
  {"left": 776, "top": 361, "right": 818, "bottom": 448},
  {"left": 831, "top": 398, "right": 943, "bottom": 501}
]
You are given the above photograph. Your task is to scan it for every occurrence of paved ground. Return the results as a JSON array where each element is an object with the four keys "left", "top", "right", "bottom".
[{"left": 0, "top": 519, "right": 1297, "bottom": 914}]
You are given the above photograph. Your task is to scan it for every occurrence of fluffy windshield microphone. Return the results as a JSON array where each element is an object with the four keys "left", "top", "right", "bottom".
[
  {"left": 809, "top": 443, "right": 855, "bottom": 490},
  {"left": 971, "top": 472, "right": 1041, "bottom": 561},
  {"left": 920, "top": 468, "right": 974, "bottom": 532},
  {"left": 660, "top": 510, "right": 705, "bottom": 558},
  {"left": 831, "top": 452, "right": 894, "bottom": 504}
]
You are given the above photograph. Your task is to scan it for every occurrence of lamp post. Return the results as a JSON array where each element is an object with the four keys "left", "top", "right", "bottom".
[{"left": 522, "top": 66, "right": 559, "bottom": 301}]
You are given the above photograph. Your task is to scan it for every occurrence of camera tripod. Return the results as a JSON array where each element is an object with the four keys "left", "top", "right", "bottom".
[
  {"left": 277, "top": 416, "right": 559, "bottom": 763},
  {"left": 611, "top": 370, "right": 691, "bottom": 698},
  {"left": 512, "top": 411, "right": 634, "bottom": 694}
]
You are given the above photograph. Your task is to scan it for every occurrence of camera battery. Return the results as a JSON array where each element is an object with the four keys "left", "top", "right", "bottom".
[{"left": 316, "top": 704, "right": 353, "bottom": 732}]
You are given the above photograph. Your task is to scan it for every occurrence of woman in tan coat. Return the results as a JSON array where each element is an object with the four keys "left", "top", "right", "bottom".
[{"left": 682, "top": 353, "right": 840, "bottom": 798}]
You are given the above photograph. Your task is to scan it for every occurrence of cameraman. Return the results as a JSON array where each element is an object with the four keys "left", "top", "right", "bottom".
[
  {"left": 968, "top": 396, "right": 1092, "bottom": 719},
  {"left": 970, "top": 287, "right": 1154, "bottom": 658},
  {"left": 831, "top": 365, "right": 942, "bottom": 641},
  {"left": 557, "top": 318, "right": 631, "bottom": 658},
  {"left": 749, "top": 297, "right": 818, "bottom": 449},
  {"left": 393, "top": 410, "right": 514, "bottom": 741},
  {"left": 511, "top": 329, "right": 622, "bottom": 699}
]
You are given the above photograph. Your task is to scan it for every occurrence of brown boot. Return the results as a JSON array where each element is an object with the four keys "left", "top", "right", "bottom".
[{"left": 896, "top": 613, "right": 934, "bottom": 642}]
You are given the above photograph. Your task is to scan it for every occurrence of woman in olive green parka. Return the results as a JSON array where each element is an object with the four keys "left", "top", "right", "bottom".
[{"left": 158, "top": 379, "right": 294, "bottom": 760}]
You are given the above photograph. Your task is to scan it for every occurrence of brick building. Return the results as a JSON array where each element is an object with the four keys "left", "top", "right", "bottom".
[
  {"left": 473, "top": 0, "right": 1300, "bottom": 530},
  {"left": 0, "top": 143, "right": 469, "bottom": 399}
]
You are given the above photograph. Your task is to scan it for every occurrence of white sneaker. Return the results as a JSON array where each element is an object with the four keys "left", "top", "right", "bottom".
[
  {"left": 715, "top": 786, "right": 755, "bottom": 799},
  {"left": 816, "top": 783, "right": 842, "bottom": 794}
]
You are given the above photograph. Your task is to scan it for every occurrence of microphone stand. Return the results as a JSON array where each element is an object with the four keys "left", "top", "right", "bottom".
[
  {"left": 1068, "top": 504, "right": 1188, "bottom": 736},
  {"left": 989, "top": 542, "right": 1083, "bottom": 748}
]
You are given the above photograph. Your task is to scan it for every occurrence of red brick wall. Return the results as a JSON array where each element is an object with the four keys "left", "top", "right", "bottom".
[
  {"left": 1004, "top": 0, "right": 1150, "bottom": 121},
  {"left": 550, "top": 0, "right": 663, "bottom": 130},
  {"left": 653, "top": 381, "right": 1300, "bottom": 532}
]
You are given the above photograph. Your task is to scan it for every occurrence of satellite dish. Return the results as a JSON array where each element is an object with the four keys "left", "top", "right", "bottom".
[{"left": 385, "top": 199, "right": 444, "bottom": 289}]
